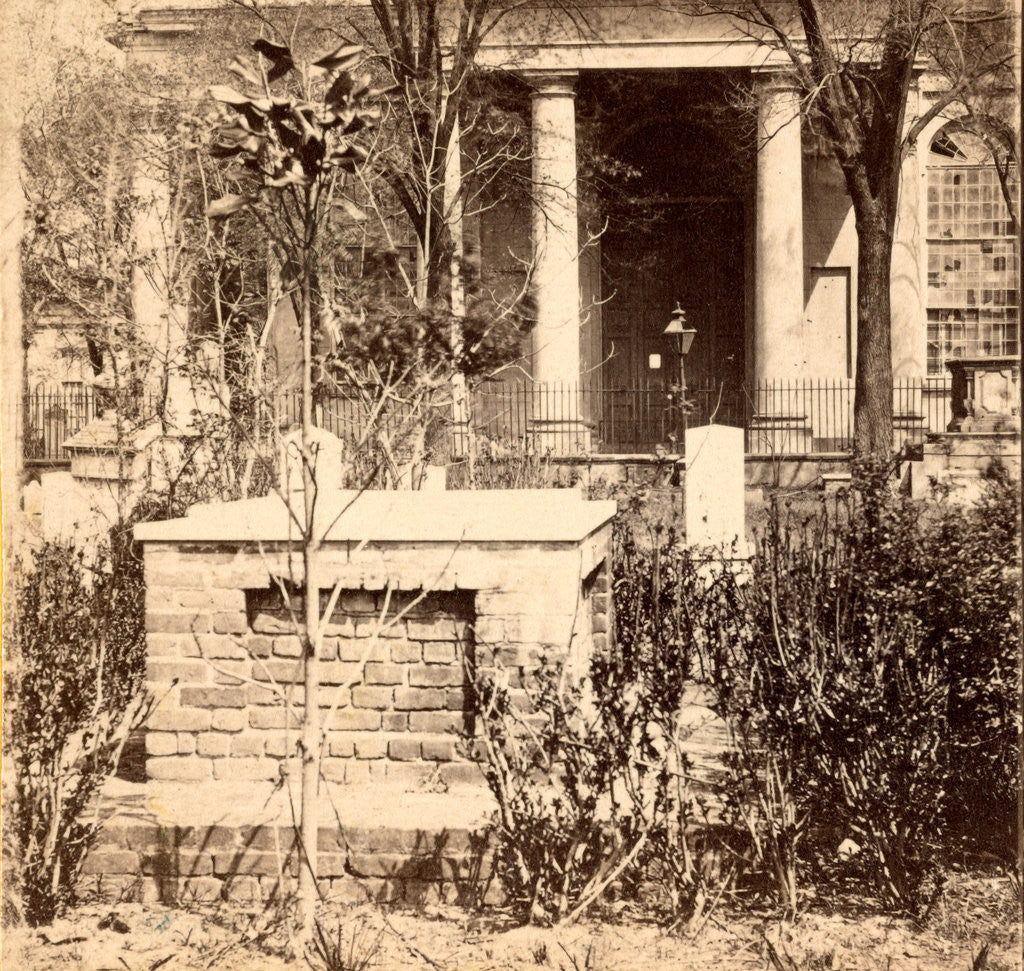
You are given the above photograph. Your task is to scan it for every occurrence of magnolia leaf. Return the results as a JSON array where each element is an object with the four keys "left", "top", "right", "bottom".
[
  {"left": 227, "top": 56, "right": 260, "bottom": 87},
  {"left": 290, "top": 104, "right": 321, "bottom": 143},
  {"left": 252, "top": 38, "right": 291, "bottom": 61},
  {"left": 313, "top": 44, "right": 362, "bottom": 74},
  {"left": 253, "top": 38, "right": 295, "bottom": 82},
  {"left": 206, "top": 194, "right": 250, "bottom": 218},
  {"left": 265, "top": 163, "right": 308, "bottom": 188},
  {"left": 212, "top": 126, "right": 263, "bottom": 156},
  {"left": 209, "top": 84, "right": 251, "bottom": 105},
  {"left": 333, "top": 197, "right": 366, "bottom": 222},
  {"left": 209, "top": 141, "right": 244, "bottom": 159},
  {"left": 325, "top": 142, "right": 369, "bottom": 171},
  {"left": 325, "top": 72, "right": 355, "bottom": 107}
]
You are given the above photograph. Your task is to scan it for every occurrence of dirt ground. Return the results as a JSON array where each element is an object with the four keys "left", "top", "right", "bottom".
[{"left": 3, "top": 875, "right": 1019, "bottom": 971}]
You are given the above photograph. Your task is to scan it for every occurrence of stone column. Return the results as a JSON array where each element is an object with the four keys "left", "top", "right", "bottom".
[
  {"left": 128, "top": 133, "right": 204, "bottom": 496},
  {"left": 528, "top": 71, "right": 588, "bottom": 453},
  {"left": 132, "top": 135, "right": 192, "bottom": 435},
  {"left": 754, "top": 73, "right": 805, "bottom": 384},
  {"left": 751, "top": 72, "right": 810, "bottom": 452}
]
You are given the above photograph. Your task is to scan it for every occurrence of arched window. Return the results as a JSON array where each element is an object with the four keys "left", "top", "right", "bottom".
[{"left": 926, "top": 123, "right": 1019, "bottom": 375}]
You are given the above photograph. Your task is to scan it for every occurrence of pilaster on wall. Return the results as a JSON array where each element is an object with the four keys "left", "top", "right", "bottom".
[{"left": 892, "top": 80, "right": 927, "bottom": 383}]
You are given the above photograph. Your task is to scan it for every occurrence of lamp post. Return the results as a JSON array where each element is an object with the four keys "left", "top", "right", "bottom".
[{"left": 663, "top": 303, "right": 697, "bottom": 408}]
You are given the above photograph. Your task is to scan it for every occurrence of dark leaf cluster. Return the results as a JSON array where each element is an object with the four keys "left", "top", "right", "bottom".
[{"left": 208, "top": 40, "right": 383, "bottom": 216}]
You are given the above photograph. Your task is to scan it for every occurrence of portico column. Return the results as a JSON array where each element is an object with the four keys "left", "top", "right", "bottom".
[
  {"left": 754, "top": 74, "right": 806, "bottom": 387},
  {"left": 529, "top": 71, "right": 581, "bottom": 386},
  {"left": 750, "top": 72, "right": 812, "bottom": 452},
  {"left": 527, "top": 71, "right": 588, "bottom": 453}
]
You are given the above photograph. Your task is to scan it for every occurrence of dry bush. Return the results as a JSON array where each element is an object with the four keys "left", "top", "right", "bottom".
[
  {"left": 705, "top": 461, "right": 1021, "bottom": 916},
  {"left": 3, "top": 529, "right": 150, "bottom": 926}
]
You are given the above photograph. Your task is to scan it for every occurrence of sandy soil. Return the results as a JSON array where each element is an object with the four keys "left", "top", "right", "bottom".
[{"left": 3, "top": 876, "right": 1018, "bottom": 971}]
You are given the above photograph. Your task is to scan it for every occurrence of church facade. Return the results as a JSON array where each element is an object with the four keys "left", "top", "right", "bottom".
[{"left": 38, "top": 2, "right": 1019, "bottom": 457}]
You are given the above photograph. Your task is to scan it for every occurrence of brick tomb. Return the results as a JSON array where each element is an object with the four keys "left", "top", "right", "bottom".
[{"left": 100, "top": 489, "right": 616, "bottom": 902}]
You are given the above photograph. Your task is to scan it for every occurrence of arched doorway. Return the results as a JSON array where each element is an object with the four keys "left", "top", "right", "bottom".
[{"left": 578, "top": 71, "right": 750, "bottom": 450}]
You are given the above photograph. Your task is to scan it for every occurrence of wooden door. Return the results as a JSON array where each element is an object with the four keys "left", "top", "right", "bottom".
[{"left": 599, "top": 201, "right": 744, "bottom": 450}]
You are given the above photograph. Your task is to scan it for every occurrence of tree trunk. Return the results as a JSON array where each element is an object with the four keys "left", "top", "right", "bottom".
[
  {"left": 298, "top": 258, "right": 321, "bottom": 945},
  {"left": 853, "top": 205, "right": 895, "bottom": 458}
]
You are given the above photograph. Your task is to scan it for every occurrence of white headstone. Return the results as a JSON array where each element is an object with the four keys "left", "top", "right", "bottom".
[
  {"left": 280, "top": 426, "right": 346, "bottom": 494},
  {"left": 684, "top": 423, "right": 746, "bottom": 551}
]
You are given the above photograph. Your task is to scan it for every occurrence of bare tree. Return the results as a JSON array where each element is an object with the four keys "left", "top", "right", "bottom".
[
  {"left": 687, "top": 0, "right": 1017, "bottom": 456},
  {"left": 206, "top": 36, "right": 385, "bottom": 944}
]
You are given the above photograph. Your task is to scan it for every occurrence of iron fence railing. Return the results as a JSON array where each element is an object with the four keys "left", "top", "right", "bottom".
[
  {"left": 464, "top": 378, "right": 953, "bottom": 457},
  {"left": 22, "top": 387, "right": 101, "bottom": 464},
  {"left": 23, "top": 377, "right": 956, "bottom": 465}
]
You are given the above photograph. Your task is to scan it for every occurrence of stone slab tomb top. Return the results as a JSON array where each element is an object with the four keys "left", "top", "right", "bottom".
[{"left": 134, "top": 489, "right": 618, "bottom": 545}]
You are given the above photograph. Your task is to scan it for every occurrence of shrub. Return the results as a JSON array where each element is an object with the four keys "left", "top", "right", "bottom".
[
  {"left": 472, "top": 659, "right": 652, "bottom": 925},
  {"left": 473, "top": 522, "right": 730, "bottom": 927},
  {"left": 705, "top": 462, "right": 1021, "bottom": 915},
  {"left": 3, "top": 526, "right": 150, "bottom": 926}
]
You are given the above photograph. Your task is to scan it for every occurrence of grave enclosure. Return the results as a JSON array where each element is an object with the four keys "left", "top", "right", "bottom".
[{"left": 86, "top": 489, "right": 617, "bottom": 903}]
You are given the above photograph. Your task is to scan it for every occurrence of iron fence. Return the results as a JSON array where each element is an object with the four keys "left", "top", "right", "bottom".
[
  {"left": 22, "top": 377, "right": 955, "bottom": 465},
  {"left": 22, "top": 387, "right": 101, "bottom": 464},
  {"left": 464, "top": 378, "right": 954, "bottom": 457}
]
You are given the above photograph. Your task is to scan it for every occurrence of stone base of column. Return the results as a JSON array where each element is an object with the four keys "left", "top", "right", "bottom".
[{"left": 527, "top": 418, "right": 593, "bottom": 457}]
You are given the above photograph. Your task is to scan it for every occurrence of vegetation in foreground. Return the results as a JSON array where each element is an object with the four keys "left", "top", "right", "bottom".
[{"left": 2, "top": 461, "right": 1019, "bottom": 964}]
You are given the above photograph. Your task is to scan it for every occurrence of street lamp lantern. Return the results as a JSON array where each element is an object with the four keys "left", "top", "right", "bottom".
[
  {"left": 663, "top": 303, "right": 697, "bottom": 400},
  {"left": 663, "top": 303, "right": 697, "bottom": 356}
]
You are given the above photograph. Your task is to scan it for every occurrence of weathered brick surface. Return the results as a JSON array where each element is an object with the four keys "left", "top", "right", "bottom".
[
  {"left": 422, "top": 641, "right": 456, "bottom": 663},
  {"left": 197, "top": 733, "right": 231, "bottom": 758},
  {"left": 147, "top": 707, "right": 211, "bottom": 733},
  {"left": 181, "top": 687, "right": 246, "bottom": 709},
  {"left": 141, "top": 530, "right": 612, "bottom": 786},
  {"left": 231, "top": 734, "right": 266, "bottom": 757},
  {"left": 145, "top": 732, "right": 177, "bottom": 756},
  {"left": 212, "top": 709, "right": 247, "bottom": 732},
  {"left": 147, "top": 756, "right": 212, "bottom": 781},
  {"left": 81, "top": 818, "right": 499, "bottom": 906},
  {"left": 387, "top": 737, "right": 421, "bottom": 761}
]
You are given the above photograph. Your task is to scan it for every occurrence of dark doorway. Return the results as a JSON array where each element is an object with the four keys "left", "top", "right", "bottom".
[
  {"left": 602, "top": 202, "right": 745, "bottom": 392},
  {"left": 579, "top": 71, "right": 751, "bottom": 451}
]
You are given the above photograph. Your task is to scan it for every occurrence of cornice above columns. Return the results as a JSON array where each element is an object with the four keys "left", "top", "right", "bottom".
[{"left": 751, "top": 65, "right": 802, "bottom": 94}]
